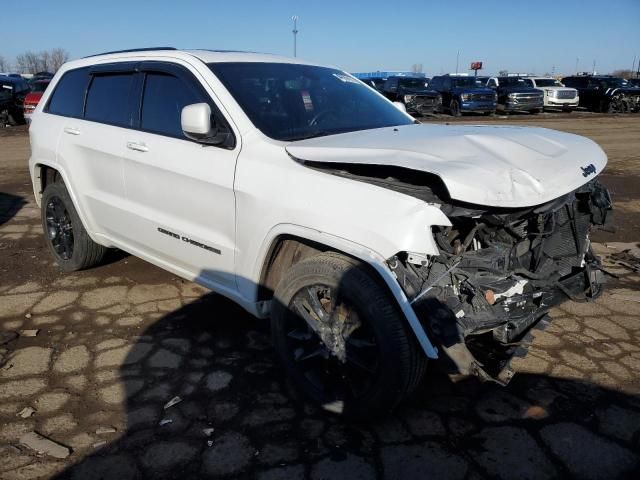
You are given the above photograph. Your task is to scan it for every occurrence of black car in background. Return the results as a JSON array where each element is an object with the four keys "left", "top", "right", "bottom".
[
  {"left": 561, "top": 76, "right": 640, "bottom": 113},
  {"left": 360, "top": 77, "right": 385, "bottom": 92},
  {"left": 428, "top": 75, "right": 496, "bottom": 116},
  {"left": 381, "top": 76, "right": 441, "bottom": 115},
  {"left": 486, "top": 77, "right": 544, "bottom": 114},
  {"left": 0, "top": 75, "right": 30, "bottom": 125}
]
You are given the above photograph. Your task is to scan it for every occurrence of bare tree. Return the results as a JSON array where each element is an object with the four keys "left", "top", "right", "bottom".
[
  {"left": 39, "top": 50, "right": 51, "bottom": 72},
  {"left": 610, "top": 69, "right": 636, "bottom": 79},
  {"left": 0, "top": 55, "right": 8, "bottom": 72},
  {"left": 15, "top": 54, "right": 28, "bottom": 73},
  {"left": 50, "top": 48, "right": 69, "bottom": 71},
  {"left": 12, "top": 48, "right": 70, "bottom": 74}
]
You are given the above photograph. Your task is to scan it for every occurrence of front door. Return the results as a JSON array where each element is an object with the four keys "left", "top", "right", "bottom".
[{"left": 119, "top": 62, "right": 239, "bottom": 290}]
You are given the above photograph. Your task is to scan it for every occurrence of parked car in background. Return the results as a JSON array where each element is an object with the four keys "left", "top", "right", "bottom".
[
  {"left": 23, "top": 79, "right": 51, "bottom": 123},
  {"left": 381, "top": 76, "right": 441, "bottom": 115},
  {"left": 360, "top": 77, "right": 385, "bottom": 92},
  {"left": 521, "top": 77, "right": 579, "bottom": 111},
  {"left": 627, "top": 78, "right": 640, "bottom": 88},
  {"left": 486, "top": 77, "right": 544, "bottom": 114},
  {"left": 428, "top": 75, "right": 496, "bottom": 116},
  {"left": 561, "top": 75, "right": 640, "bottom": 113},
  {"left": 0, "top": 75, "right": 30, "bottom": 125}
]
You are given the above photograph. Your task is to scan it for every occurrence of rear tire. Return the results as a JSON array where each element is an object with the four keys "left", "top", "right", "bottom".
[
  {"left": 41, "top": 180, "right": 107, "bottom": 271},
  {"left": 271, "top": 252, "right": 427, "bottom": 419}
]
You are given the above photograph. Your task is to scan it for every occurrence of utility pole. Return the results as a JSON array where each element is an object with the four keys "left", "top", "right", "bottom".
[
  {"left": 592, "top": 60, "right": 596, "bottom": 75},
  {"left": 575, "top": 57, "right": 579, "bottom": 74},
  {"left": 632, "top": 55, "right": 637, "bottom": 78},
  {"left": 455, "top": 50, "right": 460, "bottom": 74},
  {"left": 292, "top": 16, "right": 299, "bottom": 57}
]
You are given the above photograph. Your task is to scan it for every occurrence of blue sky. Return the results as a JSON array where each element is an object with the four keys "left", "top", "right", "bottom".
[{"left": 2, "top": 0, "right": 639, "bottom": 75}]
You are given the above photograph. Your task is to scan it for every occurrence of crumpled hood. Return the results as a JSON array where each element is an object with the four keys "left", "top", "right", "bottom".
[{"left": 286, "top": 123, "right": 608, "bottom": 208}]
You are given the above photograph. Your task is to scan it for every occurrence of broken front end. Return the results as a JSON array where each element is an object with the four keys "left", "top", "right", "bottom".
[{"left": 390, "top": 179, "right": 612, "bottom": 383}]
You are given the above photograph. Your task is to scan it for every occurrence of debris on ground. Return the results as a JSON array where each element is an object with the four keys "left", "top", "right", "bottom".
[
  {"left": 25, "top": 313, "right": 32, "bottom": 319},
  {"left": 92, "top": 440, "right": 107, "bottom": 449},
  {"left": 16, "top": 407, "right": 36, "bottom": 418},
  {"left": 203, "top": 427, "right": 215, "bottom": 437},
  {"left": 19, "top": 329, "right": 39, "bottom": 337},
  {"left": 19, "top": 431, "right": 71, "bottom": 459},
  {"left": 207, "top": 440, "right": 213, "bottom": 447},
  {"left": 95, "top": 427, "right": 117, "bottom": 435},
  {"left": 159, "top": 419, "right": 173, "bottom": 426},
  {"left": 609, "top": 250, "right": 640, "bottom": 273},
  {"left": 163, "top": 395, "right": 182, "bottom": 409}
]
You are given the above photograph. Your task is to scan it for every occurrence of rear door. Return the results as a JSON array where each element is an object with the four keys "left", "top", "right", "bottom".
[
  {"left": 119, "top": 61, "right": 238, "bottom": 289},
  {"left": 48, "top": 65, "right": 134, "bottom": 239}
]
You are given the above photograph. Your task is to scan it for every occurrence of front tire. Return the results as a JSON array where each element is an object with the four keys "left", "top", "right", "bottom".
[
  {"left": 450, "top": 99, "right": 462, "bottom": 117},
  {"left": 271, "top": 253, "right": 427, "bottom": 419},
  {"left": 41, "top": 180, "right": 107, "bottom": 271}
]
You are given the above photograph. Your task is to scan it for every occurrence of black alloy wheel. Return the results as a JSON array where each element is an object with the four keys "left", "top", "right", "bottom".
[{"left": 45, "top": 195, "right": 75, "bottom": 261}]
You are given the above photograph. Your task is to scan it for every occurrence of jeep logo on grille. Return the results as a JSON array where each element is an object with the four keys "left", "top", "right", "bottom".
[{"left": 581, "top": 164, "right": 597, "bottom": 177}]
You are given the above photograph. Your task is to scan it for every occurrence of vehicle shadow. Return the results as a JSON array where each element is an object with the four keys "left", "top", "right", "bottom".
[
  {"left": 53, "top": 269, "right": 640, "bottom": 479},
  {"left": 0, "top": 191, "right": 27, "bottom": 226}
]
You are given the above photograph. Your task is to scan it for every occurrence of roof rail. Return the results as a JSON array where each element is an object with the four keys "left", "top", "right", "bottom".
[{"left": 83, "top": 47, "right": 177, "bottom": 58}]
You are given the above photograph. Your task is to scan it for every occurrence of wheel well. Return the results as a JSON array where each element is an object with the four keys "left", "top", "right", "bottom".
[
  {"left": 258, "top": 236, "right": 334, "bottom": 301},
  {"left": 38, "top": 165, "right": 61, "bottom": 196}
]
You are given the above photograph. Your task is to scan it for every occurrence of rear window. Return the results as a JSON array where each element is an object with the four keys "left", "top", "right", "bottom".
[
  {"left": 46, "top": 68, "right": 90, "bottom": 117},
  {"left": 85, "top": 73, "right": 135, "bottom": 126}
]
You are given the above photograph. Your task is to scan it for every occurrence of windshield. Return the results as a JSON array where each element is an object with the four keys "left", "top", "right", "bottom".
[
  {"left": 534, "top": 79, "right": 562, "bottom": 87},
  {"left": 398, "top": 78, "right": 428, "bottom": 89},
  {"left": 208, "top": 63, "right": 413, "bottom": 141},
  {"left": 452, "top": 77, "right": 485, "bottom": 89},
  {"left": 500, "top": 77, "right": 529, "bottom": 87},
  {"left": 598, "top": 78, "right": 628, "bottom": 88}
]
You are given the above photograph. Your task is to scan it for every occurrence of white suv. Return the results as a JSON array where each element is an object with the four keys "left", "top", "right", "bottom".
[
  {"left": 522, "top": 77, "right": 580, "bottom": 111},
  {"left": 29, "top": 48, "right": 611, "bottom": 418}
]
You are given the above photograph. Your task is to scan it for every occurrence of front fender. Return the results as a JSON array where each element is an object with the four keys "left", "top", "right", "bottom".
[{"left": 246, "top": 224, "right": 439, "bottom": 359}]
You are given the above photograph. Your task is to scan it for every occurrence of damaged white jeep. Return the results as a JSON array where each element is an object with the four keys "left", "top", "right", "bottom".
[{"left": 29, "top": 49, "right": 612, "bottom": 419}]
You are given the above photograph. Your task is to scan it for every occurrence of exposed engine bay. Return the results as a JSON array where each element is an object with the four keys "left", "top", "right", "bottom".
[{"left": 309, "top": 162, "right": 613, "bottom": 383}]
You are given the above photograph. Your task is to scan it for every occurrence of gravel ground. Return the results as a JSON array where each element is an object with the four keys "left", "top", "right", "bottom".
[{"left": 0, "top": 116, "right": 639, "bottom": 479}]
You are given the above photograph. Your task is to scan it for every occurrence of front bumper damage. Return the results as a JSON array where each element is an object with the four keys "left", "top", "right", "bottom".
[{"left": 389, "top": 179, "right": 612, "bottom": 384}]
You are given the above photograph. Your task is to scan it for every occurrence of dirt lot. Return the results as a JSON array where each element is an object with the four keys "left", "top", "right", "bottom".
[{"left": 0, "top": 116, "right": 639, "bottom": 479}]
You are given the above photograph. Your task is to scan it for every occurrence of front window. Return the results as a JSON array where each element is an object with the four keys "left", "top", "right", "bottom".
[
  {"left": 452, "top": 77, "right": 486, "bottom": 89},
  {"left": 208, "top": 62, "right": 414, "bottom": 141},
  {"left": 500, "top": 77, "right": 529, "bottom": 87},
  {"left": 534, "top": 79, "right": 562, "bottom": 87},
  {"left": 398, "top": 78, "right": 428, "bottom": 89}
]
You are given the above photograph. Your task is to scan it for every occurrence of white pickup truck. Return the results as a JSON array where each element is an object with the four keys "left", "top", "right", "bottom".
[
  {"left": 28, "top": 48, "right": 611, "bottom": 418},
  {"left": 522, "top": 77, "right": 580, "bottom": 111}
]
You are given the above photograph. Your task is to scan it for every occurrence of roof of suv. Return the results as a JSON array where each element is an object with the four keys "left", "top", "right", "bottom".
[{"left": 74, "top": 48, "right": 322, "bottom": 68}]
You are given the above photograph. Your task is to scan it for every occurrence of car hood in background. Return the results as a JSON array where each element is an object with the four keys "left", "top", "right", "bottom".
[
  {"left": 286, "top": 123, "right": 608, "bottom": 208},
  {"left": 399, "top": 88, "right": 440, "bottom": 97}
]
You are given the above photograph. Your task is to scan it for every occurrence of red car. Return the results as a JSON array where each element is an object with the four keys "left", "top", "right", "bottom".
[{"left": 24, "top": 79, "right": 51, "bottom": 123}]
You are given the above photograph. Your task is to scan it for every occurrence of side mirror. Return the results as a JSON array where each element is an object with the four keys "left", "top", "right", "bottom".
[
  {"left": 393, "top": 101, "right": 407, "bottom": 113},
  {"left": 181, "top": 103, "right": 230, "bottom": 146}
]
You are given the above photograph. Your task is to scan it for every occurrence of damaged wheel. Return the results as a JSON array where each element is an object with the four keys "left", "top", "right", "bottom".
[{"left": 271, "top": 252, "right": 427, "bottom": 419}]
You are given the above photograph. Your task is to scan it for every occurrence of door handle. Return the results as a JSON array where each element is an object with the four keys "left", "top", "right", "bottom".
[
  {"left": 63, "top": 127, "right": 80, "bottom": 135},
  {"left": 126, "top": 141, "right": 149, "bottom": 152}
]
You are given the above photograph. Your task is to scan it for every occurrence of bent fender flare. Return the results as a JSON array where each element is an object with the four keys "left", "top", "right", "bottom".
[{"left": 252, "top": 224, "right": 439, "bottom": 359}]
